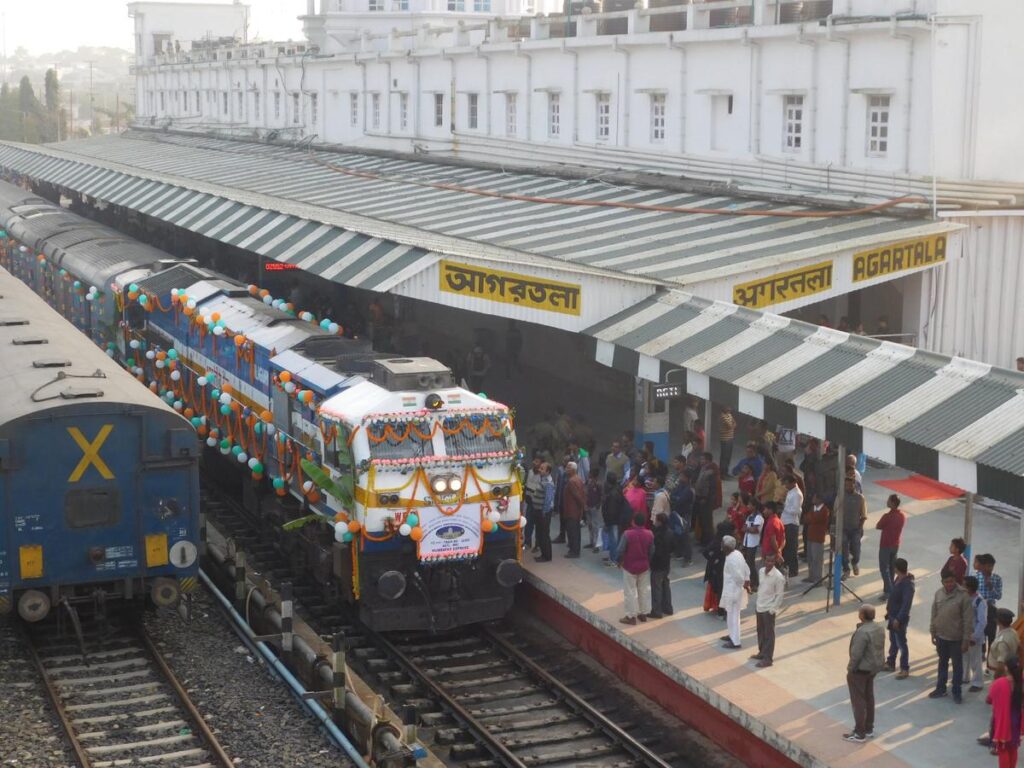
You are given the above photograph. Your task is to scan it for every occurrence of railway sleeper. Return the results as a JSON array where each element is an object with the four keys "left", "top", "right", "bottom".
[
  {"left": 77, "top": 718, "right": 190, "bottom": 741},
  {"left": 517, "top": 742, "right": 623, "bottom": 766},
  {"left": 433, "top": 671, "right": 520, "bottom": 689},
  {"left": 92, "top": 746, "right": 209, "bottom": 767},
  {"left": 44, "top": 656, "right": 150, "bottom": 676},
  {"left": 453, "top": 683, "right": 540, "bottom": 703},
  {"left": 65, "top": 692, "right": 172, "bottom": 712},
  {"left": 84, "top": 732, "right": 197, "bottom": 755},
  {"left": 496, "top": 726, "right": 598, "bottom": 748},
  {"left": 72, "top": 705, "right": 179, "bottom": 726},
  {"left": 468, "top": 700, "right": 560, "bottom": 718},
  {"left": 478, "top": 711, "right": 577, "bottom": 731},
  {"left": 50, "top": 669, "right": 155, "bottom": 688}
]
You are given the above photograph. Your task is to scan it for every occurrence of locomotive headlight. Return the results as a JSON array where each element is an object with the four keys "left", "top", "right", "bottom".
[
  {"left": 378, "top": 493, "right": 390, "bottom": 505},
  {"left": 431, "top": 476, "right": 449, "bottom": 494},
  {"left": 448, "top": 476, "right": 463, "bottom": 493}
]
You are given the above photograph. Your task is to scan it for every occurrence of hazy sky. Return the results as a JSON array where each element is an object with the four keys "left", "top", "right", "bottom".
[{"left": 6, "top": 0, "right": 305, "bottom": 55}]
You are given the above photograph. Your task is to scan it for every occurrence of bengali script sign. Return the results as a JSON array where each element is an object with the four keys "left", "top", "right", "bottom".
[
  {"left": 852, "top": 234, "right": 947, "bottom": 283},
  {"left": 439, "top": 260, "right": 582, "bottom": 316},
  {"left": 732, "top": 261, "right": 833, "bottom": 309}
]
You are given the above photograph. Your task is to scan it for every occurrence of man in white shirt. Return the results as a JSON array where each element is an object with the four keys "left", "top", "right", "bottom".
[
  {"left": 742, "top": 504, "right": 764, "bottom": 591},
  {"left": 752, "top": 552, "right": 786, "bottom": 667},
  {"left": 720, "top": 536, "right": 751, "bottom": 650},
  {"left": 780, "top": 475, "right": 804, "bottom": 579}
]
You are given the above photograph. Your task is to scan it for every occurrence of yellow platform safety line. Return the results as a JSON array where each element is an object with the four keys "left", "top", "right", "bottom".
[
  {"left": 179, "top": 576, "right": 198, "bottom": 593},
  {"left": 67, "top": 424, "right": 115, "bottom": 482},
  {"left": 145, "top": 533, "right": 169, "bottom": 568},
  {"left": 19, "top": 545, "right": 43, "bottom": 579}
]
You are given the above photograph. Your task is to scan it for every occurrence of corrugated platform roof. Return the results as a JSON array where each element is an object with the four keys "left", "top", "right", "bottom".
[
  {"left": 587, "top": 290, "right": 1024, "bottom": 507},
  {"left": 0, "top": 131, "right": 954, "bottom": 292}
]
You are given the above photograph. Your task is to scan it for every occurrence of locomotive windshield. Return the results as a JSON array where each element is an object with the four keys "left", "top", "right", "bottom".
[
  {"left": 441, "top": 414, "right": 511, "bottom": 456},
  {"left": 366, "top": 419, "right": 436, "bottom": 460}
]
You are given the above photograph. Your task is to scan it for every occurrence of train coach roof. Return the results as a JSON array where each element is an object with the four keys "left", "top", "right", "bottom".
[{"left": 0, "top": 266, "right": 180, "bottom": 425}]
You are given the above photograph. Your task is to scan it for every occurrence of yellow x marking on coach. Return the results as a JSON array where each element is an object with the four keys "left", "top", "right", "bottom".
[{"left": 67, "top": 425, "right": 115, "bottom": 482}]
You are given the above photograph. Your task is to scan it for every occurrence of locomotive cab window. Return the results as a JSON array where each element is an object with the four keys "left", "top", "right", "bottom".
[
  {"left": 65, "top": 488, "right": 121, "bottom": 528},
  {"left": 367, "top": 419, "right": 435, "bottom": 461},
  {"left": 441, "top": 414, "right": 509, "bottom": 456}
]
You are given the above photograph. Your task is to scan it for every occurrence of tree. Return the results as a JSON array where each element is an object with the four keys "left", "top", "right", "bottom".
[
  {"left": 18, "top": 76, "right": 37, "bottom": 113},
  {"left": 43, "top": 69, "right": 64, "bottom": 142},
  {"left": 44, "top": 69, "right": 59, "bottom": 113}
]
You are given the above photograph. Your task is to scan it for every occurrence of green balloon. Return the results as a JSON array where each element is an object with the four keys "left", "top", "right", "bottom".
[
  {"left": 252, "top": 461, "right": 263, "bottom": 474},
  {"left": 231, "top": 445, "right": 243, "bottom": 456},
  {"left": 273, "top": 477, "right": 285, "bottom": 489},
  {"left": 220, "top": 438, "right": 231, "bottom": 450}
]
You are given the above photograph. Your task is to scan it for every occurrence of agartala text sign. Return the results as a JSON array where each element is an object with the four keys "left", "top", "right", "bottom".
[
  {"left": 732, "top": 261, "right": 833, "bottom": 309},
  {"left": 439, "top": 259, "right": 582, "bottom": 316},
  {"left": 852, "top": 233, "right": 947, "bottom": 283}
]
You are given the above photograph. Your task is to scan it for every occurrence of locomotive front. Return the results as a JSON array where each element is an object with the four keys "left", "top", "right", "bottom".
[{"left": 320, "top": 359, "right": 524, "bottom": 632}]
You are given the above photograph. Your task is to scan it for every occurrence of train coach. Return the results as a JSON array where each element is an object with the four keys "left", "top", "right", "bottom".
[{"left": 0, "top": 265, "right": 200, "bottom": 624}]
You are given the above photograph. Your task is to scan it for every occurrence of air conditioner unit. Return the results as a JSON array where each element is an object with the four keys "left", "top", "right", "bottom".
[{"left": 372, "top": 358, "right": 455, "bottom": 391}]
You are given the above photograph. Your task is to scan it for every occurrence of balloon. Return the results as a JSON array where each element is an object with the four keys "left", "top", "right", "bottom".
[
  {"left": 302, "top": 481, "right": 314, "bottom": 493},
  {"left": 272, "top": 477, "right": 285, "bottom": 490},
  {"left": 234, "top": 334, "right": 245, "bottom": 346},
  {"left": 167, "top": 349, "right": 177, "bottom": 359},
  {"left": 399, "top": 523, "right": 412, "bottom": 537},
  {"left": 259, "top": 289, "right": 270, "bottom": 298},
  {"left": 262, "top": 295, "right": 273, "bottom": 305},
  {"left": 410, "top": 526, "right": 423, "bottom": 542},
  {"left": 301, "top": 390, "right": 314, "bottom": 404},
  {"left": 197, "top": 376, "right": 208, "bottom": 387},
  {"left": 319, "top": 319, "right": 330, "bottom": 330},
  {"left": 186, "top": 299, "right": 197, "bottom": 309},
  {"left": 206, "top": 436, "right": 218, "bottom": 447},
  {"left": 406, "top": 514, "right": 419, "bottom": 527},
  {"left": 248, "top": 284, "right": 258, "bottom": 296},
  {"left": 145, "top": 350, "right": 155, "bottom": 360},
  {"left": 129, "top": 339, "right": 140, "bottom": 349},
  {"left": 266, "top": 424, "right": 276, "bottom": 436},
  {"left": 105, "top": 348, "right": 115, "bottom": 358},
  {"left": 487, "top": 510, "right": 501, "bottom": 524},
  {"left": 213, "top": 325, "right": 225, "bottom": 336},
  {"left": 170, "top": 370, "right": 181, "bottom": 381},
  {"left": 252, "top": 461, "right": 263, "bottom": 474},
  {"left": 222, "top": 384, "right": 233, "bottom": 394},
  {"left": 279, "top": 371, "right": 292, "bottom": 383},
  {"left": 284, "top": 381, "right": 296, "bottom": 394},
  {"left": 334, "top": 522, "right": 347, "bottom": 542},
  {"left": 219, "top": 393, "right": 231, "bottom": 405},
  {"left": 129, "top": 283, "right": 139, "bottom": 293},
  {"left": 347, "top": 520, "right": 361, "bottom": 533},
  {"left": 191, "top": 417, "right": 202, "bottom": 427},
  {"left": 482, "top": 519, "right": 495, "bottom": 533},
  {"left": 328, "top": 322, "right": 339, "bottom": 334},
  {"left": 210, "top": 389, "right": 220, "bottom": 400},
  {"left": 138, "top": 294, "right": 148, "bottom": 305},
  {"left": 170, "top": 288, "right": 179, "bottom": 297},
  {"left": 247, "top": 457, "right": 258, "bottom": 469},
  {"left": 220, "top": 439, "right": 231, "bottom": 450},
  {"left": 172, "top": 401, "right": 183, "bottom": 411},
  {"left": 220, "top": 404, "right": 231, "bottom": 416},
  {"left": 155, "top": 359, "right": 165, "bottom": 369},
  {"left": 211, "top": 312, "right": 220, "bottom": 323},
  {"left": 342, "top": 531, "right": 353, "bottom": 543},
  {"left": 261, "top": 410, "right": 273, "bottom": 422}
]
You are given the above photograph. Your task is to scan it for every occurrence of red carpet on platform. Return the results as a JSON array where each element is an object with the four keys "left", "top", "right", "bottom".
[{"left": 876, "top": 474, "right": 964, "bottom": 500}]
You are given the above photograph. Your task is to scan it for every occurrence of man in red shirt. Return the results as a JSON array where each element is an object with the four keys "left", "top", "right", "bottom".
[
  {"left": 562, "top": 461, "right": 586, "bottom": 558},
  {"left": 875, "top": 494, "right": 906, "bottom": 599},
  {"left": 760, "top": 501, "right": 786, "bottom": 566},
  {"left": 943, "top": 538, "right": 969, "bottom": 586}
]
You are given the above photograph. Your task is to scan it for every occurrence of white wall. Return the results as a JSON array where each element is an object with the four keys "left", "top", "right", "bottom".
[{"left": 129, "top": 2, "right": 250, "bottom": 63}]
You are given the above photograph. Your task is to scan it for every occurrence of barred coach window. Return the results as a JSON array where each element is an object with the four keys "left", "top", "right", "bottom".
[{"left": 65, "top": 488, "right": 121, "bottom": 528}]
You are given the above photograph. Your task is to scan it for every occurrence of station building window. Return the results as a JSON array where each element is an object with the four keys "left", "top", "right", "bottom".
[
  {"left": 548, "top": 92, "right": 560, "bottom": 138},
  {"left": 292, "top": 92, "right": 300, "bottom": 124},
  {"left": 400, "top": 93, "right": 409, "bottom": 130},
  {"left": 650, "top": 93, "right": 666, "bottom": 142},
  {"left": 434, "top": 93, "right": 445, "bottom": 127},
  {"left": 596, "top": 92, "right": 610, "bottom": 141},
  {"left": 372, "top": 93, "right": 381, "bottom": 129},
  {"left": 467, "top": 92, "right": 479, "bottom": 129},
  {"left": 783, "top": 94, "right": 803, "bottom": 152},
  {"left": 867, "top": 95, "right": 890, "bottom": 157},
  {"left": 350, "top": 92, "right": 359, "bottom": 126},
  {"left": 505, "top": 93, "right": 517, "bottom": 136}
]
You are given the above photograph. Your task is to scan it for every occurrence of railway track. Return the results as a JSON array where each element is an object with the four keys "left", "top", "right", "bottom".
[
  {"left": 201, "top": 478, "right": 690, "bottom": 768},
  {"left": 26, "top": 619, "right": 234, "bottom": 768}
]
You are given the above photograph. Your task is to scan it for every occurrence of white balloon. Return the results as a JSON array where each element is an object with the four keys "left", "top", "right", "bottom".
[
  {"left": 219, "top": 393, "right": 231, "bottom": 405},
  {"left": 334, "top": 522, "right": 347, "bottom": 542},
  {"left": 487, "top": 510, "right": 501, "bottom": 524},
  {"left": 266, "top": 424, "right": 276, "bottom": 436},
  {"left": 213, "top": 325, "right": 225, "bottom": 336},
  {"left": 173, "top": 401, "right": 183, "bottom": 411},
  {"left": 302, "top": 480, "right": 314, "bottom": 493},
  {"left": 399, "top": 523, "right": 412, "bottom": 537},
  {"left": 197, "top": 376, "right": 208, "bottom": 387},
  {"left": 262, "top": 295, "right": 273, "bottom": 305},
  {"left": 170, "top": 370, "right": 181, "bottom": 381},
  {"left": 105, "top": 348, "right": 115, "bottom": 357},
  {"left": 283, "top": 381, "right": 296, "bottom": 394},
  {"left": 237, "top": 452, "right": 248, "bottom": 463},
  {"left": 206, "top": 437, "right": 217, "bottom": 447},
  {"left": 129, "top": 339, "right": 140, "bottom": 349},
  {"left": 519, "top": 515, "right": 528, "bottom": 528},
  {"left": 247, "top": 457, "right": 258, "bottom": 469},
  {"left": 145, "top": 350, "right": 155, "bottom": 360},
  {"left": 155, "top": 359, "right": 165, "bottom": 369},
  {"left": 186, "top": 299, "right": 197, "bottom": 309}
]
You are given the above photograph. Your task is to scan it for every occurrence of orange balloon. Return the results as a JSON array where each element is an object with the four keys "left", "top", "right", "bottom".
[
  {"left": 259, "top": 289, "right": 270, "bottom": 298},
  {"left": 127, "top": 291, "right": 138, "bottom": 300},
  {"left": 149, "top": 382, "right": 158, "bottom": 392},
  {"left": 348, "top": 520, "right": 362, "bottom": 533},
  {"left": 184, "top": 408, "right": 194, "bottom": 418},
  {"left": 279, "top": 371, "right": 292, "bottom": 383},
  {"left": 482, "top": 519, "right": 495, "bottom": 533},
  {"left": 234, "top": 334, "right": 245, "bottom": 346},
  {"left": 301, "top": 390, "right": 314, "bottom": 404},
  {"left": 409, "top": 526, "right": 423, "bottom": 542},
  {"left": 248, "top": 284, "right": 259, "bottom": 296},
  {"left": 308, "top": 490, "right": 321, "bottom": 504},
  {"left": 230, "top": 401, "right": 241, "bottom": 413},
  {"left": 276, "top": 487, "right": 288, "bottom": 497},
  {"left": 260, "top": 409, "right": 273, "bottom": 423},
  {"left": 183, "top": 306, "right": 194, "bottom": 316},
  {"left": 211, "top": 312, "right": 221, "bottom": 323},
  {"left": 156, "top": 351, "right": 167, "bottom": 361},
  {"left": 197, "top": 425, "right": 208, "bottom": 436},
  {"left": 221, "top": 383, "right": 233, "bottom": 394}
]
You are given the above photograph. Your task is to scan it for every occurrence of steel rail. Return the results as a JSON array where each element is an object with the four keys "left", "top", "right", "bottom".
[
  {"left": 24, "top": 633, "right": 93, "bottom": 768},
  {"left": 366, "top": 627, "right": 530, "bottom": 768},
  {"left": 480, "top": 624, "right": 675, "bottom": 768},
  {"left": 137, "top": 622, "right": 236, "bottom": 768}
]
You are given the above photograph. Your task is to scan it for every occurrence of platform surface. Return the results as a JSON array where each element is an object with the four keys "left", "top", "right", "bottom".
[{"left": 523, "top": 466, "right": 1019, "bottom": 768}]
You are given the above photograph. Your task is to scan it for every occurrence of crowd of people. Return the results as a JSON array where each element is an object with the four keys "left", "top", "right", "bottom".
[{"left": 516, "top": 405, "right": 1024, "bottom": 761}]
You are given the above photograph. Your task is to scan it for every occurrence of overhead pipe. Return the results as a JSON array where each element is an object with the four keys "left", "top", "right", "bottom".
[{"left": 890, "top": 15, "right": 916, "bottom": 176}]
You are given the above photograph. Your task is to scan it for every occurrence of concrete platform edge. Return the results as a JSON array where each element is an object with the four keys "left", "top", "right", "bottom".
[{"left": 521, "top": 573, "right": 829, "bottom": 768}]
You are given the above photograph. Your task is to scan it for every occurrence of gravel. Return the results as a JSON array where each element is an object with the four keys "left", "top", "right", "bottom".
[
  {"left": 0, "top": 622, "right": 77, "bottom": 768},
  {"left": 143, "top": 588, "right": 352, "bottom": 768}
]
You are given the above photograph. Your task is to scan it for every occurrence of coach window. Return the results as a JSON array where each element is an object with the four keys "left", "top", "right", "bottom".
[{"left": 65, "top": 488, "right": 121, "bottom": 528}]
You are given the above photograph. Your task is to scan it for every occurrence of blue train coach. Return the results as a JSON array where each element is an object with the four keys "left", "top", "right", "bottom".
[{"left": 0, "top": 265, "right": 200, "bottom": 623}]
